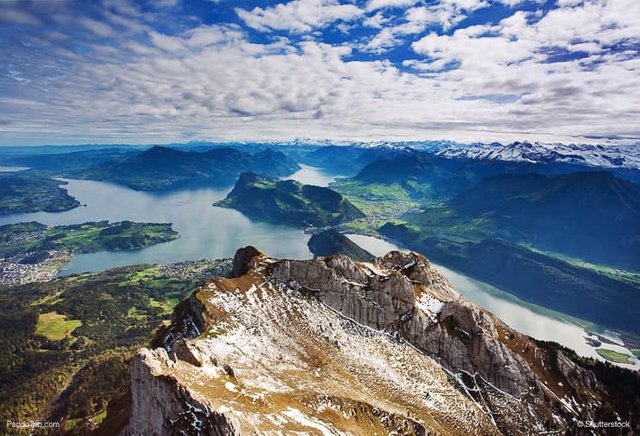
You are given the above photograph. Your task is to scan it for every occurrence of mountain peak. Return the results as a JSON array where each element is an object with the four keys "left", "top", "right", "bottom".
[
  {"left": 434, "top": 141, "right": 640, "bottom": 169},
  {"left": 125, "top": 248, "right": 631, "bottom": 435},
  {"left": 143, "top": 145, "right": 181, "bottom": 155}
]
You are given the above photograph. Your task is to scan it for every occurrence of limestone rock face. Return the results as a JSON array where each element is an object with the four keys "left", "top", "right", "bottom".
[
  {"left": 124, "top": 348, "right": 235, "bottom": 436},
  {"left": 125, "top": 247, "right": 621, "bottom": 435}
]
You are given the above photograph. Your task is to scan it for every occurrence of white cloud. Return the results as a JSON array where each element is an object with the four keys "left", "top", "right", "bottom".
[
  {"left": 149, "top": 31, "right": 187, "bottom": 52},
  {"left": 556, "top": 0, "right": 584, "bottom": 6},
  {"left": 366, "top": 0, "right": 419, "bottom": 11},
  {"left": 363, "top": 0, "right": 489, "bottom": 52},
  {"left": 496, "top": 0, "right": 544, "bottom": 6},
  {"left": 236, "top": 0, "right": 363, "bottom": 33},
  {"left": 79, "top": 18, "right": 115, "bottom": 38},
  {"left": 0, "top": 0, "right": 639, "bottom": 146},
  {"left": 0, "top": 8, "right": 41, "bottom": 26},
  {"left": 363, "top": 12, "right": 390, "bottom": 28},
  {"left": 185, "top": 25, "right": 244, "bottom": 48}
]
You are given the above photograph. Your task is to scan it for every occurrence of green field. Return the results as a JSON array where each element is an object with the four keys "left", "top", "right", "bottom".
[
  {"left": 596, "top": 349, "right": 632, "bottom": 364},
  {"left": 330, "top": 180, "right": 422, "bottom": 217},
  {"left": 30, "top": 290, "right": 64, "bottom": 306},
  {"left": 35, "top": 312, "right": 82, "bottom": 341}
]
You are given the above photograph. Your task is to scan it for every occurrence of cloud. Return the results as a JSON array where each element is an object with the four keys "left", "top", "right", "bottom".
[
  {"left": 236, "top": 0, "right": 363, "bottom": 33},
  {"left": 366, "top": 0, "right": 419, "bottom": 11},
  {"left": 0, "top": 8, "right": 41, "bottom": 26},
  {"left": 0, "top": 0, "right": 638, "bottom": 146},
  {"left": 363, "top": 0, "right": 490, "bottom": 52},
  {"left": 556, "top": 0, "right": 584, "bottom": 6},
  {"left": 363, "top": 12, "right": 390, "bottom": 28},
  {"left": 79, "top": 18, "right": 115, "bottom": 38}
]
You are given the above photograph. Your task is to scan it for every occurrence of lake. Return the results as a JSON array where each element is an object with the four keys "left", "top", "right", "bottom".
[
  {"left": 1, "top": 168, "right": 637, "bottom": 368},
  {"left": 0, "top": 178, "right": 313, "bottom": 272},
  {"left": 285, "top": 164, "right": 342, "bottom": 187}
]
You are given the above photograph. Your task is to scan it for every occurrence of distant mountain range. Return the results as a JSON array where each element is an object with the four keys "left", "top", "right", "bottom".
[
  {"left": 350, "top": 154, "right": 470, "bottom": 200},
  {"left": 299, "top": 140, "right": 640, "bottom": 177},
  {"left": 432, "top": 141, "right": 640, "bottom": 170},
  {"left": 301, "top": 144, "right": 414, "bottom": 175},
  {"left": 442, "top": 171, "right": 640, "bottom": 269},
  {"left": 72, "top": 146, "right": 300, "bottom": 191},
  {"left": 216, "top": 172, "right": 365, "bottom": 227}
]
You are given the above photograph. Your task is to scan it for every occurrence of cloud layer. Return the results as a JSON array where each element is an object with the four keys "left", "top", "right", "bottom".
[{"left": 0, "top": 0, "right": 638, "bottom": 145}]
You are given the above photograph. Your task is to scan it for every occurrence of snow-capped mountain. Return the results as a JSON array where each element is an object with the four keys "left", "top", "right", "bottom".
[{"left": 433, "top": 141, "right": 640, "bottom": 169}]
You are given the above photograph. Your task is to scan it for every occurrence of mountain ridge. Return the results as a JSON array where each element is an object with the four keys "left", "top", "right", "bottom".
[
  {"left": 307, "top": 229, "right": 375, "bottom": 262},
  {"left": 444, "top": 170, "right": 640, "bottom": 269},
  {"left": 72, "top": 146, "right": 300, "bottom": 191},
  {"left": 119, "top": 247, "right": 639, "bottom": 435}
]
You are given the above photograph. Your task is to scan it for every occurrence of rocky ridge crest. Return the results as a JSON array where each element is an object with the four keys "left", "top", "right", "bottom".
[{"left": 123, "top": 247, "right": 623, "bottom": 435}]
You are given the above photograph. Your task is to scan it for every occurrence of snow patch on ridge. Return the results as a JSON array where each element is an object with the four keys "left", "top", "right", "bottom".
[{"left": 415, "top": 293, "right": 444, "bottom": 323}]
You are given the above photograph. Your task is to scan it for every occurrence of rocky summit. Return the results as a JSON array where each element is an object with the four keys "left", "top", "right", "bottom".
[{"left": 123, "top": 247, "right": 635, "bottom": 435}]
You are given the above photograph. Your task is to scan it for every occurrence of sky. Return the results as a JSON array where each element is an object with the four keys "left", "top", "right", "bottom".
[{"left": 0, "top": 0, "right": 639, "bottom": 146}]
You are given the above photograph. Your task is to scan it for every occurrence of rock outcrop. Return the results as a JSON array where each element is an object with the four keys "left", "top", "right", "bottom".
[
  {"left": 307, "top": 229, "right": 375, "bottom": 262},
  {"left": 123, "top": 247, "right": 633, "bottom": 435}
]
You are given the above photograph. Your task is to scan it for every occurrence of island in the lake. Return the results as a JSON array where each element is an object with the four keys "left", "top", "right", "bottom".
[
  {"left": 0, "top": 221, "right": 180, "bottom": 285},
  {"left": 0, "top": 173, "right": 80, "bottom": 215},
  {"left": 216, "top": 172, "right": 365, "bottom": 227}
]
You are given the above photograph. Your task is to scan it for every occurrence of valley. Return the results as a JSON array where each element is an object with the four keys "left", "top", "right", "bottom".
[
  {"left": 1, "top": 144, "right": 638, "bottom": 362},
  {"left": 0, "top": 141, "right": 639, "bottom": 433},
  {"left": 4, "top": 1, "right": 640, "bottom": 432}
]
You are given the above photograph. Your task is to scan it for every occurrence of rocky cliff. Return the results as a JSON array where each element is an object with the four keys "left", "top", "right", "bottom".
[{"left": 122, "top": 247, "right": 635, "bottom": 435}]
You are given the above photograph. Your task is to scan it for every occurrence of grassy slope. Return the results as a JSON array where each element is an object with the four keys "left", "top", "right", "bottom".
[
  {"left": 0, "top": 259, "right": 232, "bottom": 430},
  {"left": 36, "top": 312, "right": 82, "bottom": 341},
  {"left": 596, "top": 349, "right": 632, "bottom": 364},
  {"left": 0, "top": 173, "right": 80, "bottom": 215}
]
